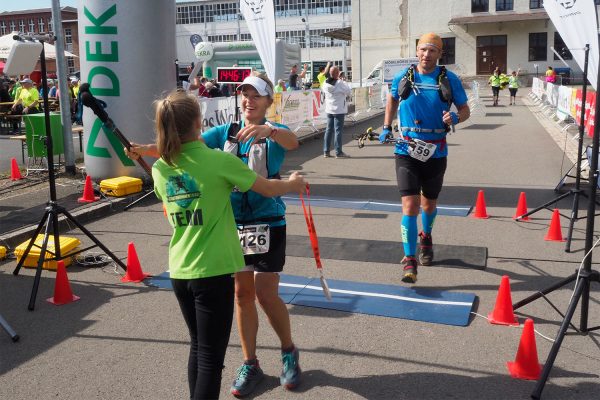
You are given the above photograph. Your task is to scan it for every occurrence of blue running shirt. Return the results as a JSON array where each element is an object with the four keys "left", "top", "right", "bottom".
[
  {"left": 202, "top": 121, "right": 288, "bottom": 227},
  {"left": 390, "top": 66, "right": 468, "bottom": 158}
]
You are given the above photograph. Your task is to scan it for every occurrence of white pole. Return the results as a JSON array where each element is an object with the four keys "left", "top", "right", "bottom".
[
  {"left": 342, "top": 0, "right": 347, "bottom": 75},
  {"left": 51, "top": 0, "right": 76, "bottom": 174}
]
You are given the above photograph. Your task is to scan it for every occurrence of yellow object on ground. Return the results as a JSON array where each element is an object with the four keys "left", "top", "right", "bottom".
[
  {"left": 14, "top": 235, "right": 81, "bottom": 270},
  {"left": 0, "top": 245, "right": 6, "bottom": 260},
  {"left": 100, "top": 176, "right": 143, "bottom": 197}
]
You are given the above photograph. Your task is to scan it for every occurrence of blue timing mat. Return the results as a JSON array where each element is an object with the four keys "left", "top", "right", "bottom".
[
  {"left": 147, "top": 272, "right": 476, "bottom": 326},
  {"left": 282, "top": 195, "right": 471, "bottom": 217}
]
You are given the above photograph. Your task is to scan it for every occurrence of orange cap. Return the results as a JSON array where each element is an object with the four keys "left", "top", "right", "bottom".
[{"left": 417, "top": 33, "right": 443, "bottom": 51}]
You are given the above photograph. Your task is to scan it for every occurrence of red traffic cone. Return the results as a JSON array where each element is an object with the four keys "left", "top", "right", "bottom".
[
  {"left": 47, "top": 261, "right": 80, "bottom": 305},
  {"left": 472, "top": 190, "right": 489, "bottom": 219},
  {"left": 163, "top": 204, "right": 167, "bottom": 217},
  {"left": 121, "top": 242, "right": 150, "bottom": 283},
  {"left": 488, "top": 275, "right": 519, "bottom": 326},
  {"left": 78, "top": 175, "right": 100, "bottom": 203},
  {"left": 544, "top": 209, "right": 565, "bottom": 242},
  {"left": 513, "top": 192, "right": 529, "bottom": 221},
  {"left": 10, "top": 158, "right": 23, "bottom": 181},
  {"left": 507, "top": 318, "right": 542, "bottom": 380}
]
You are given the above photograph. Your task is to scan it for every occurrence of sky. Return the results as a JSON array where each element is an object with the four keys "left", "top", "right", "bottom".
[{"left": 2, "top": 0, "right": 188, "bottom": 12}]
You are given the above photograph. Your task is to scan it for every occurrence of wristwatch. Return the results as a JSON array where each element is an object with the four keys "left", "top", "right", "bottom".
[
  {"left": 265, "top": 121, "right": 279, "bottom": 138},
  {"left": 383, "top": 124, "right": 392, "bottom": 130}
]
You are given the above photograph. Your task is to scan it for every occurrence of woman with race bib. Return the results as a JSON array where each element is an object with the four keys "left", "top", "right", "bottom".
[{"left": 128, "top": 72, "right": 302, "bottom": 397}]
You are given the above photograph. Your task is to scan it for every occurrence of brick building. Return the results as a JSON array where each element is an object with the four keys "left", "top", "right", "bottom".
[{"left": 0, "top": 6, "right": 79, "bottom": 75}]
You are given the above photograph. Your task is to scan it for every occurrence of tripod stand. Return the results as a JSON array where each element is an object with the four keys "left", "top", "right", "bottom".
[
  {"left": 512, "top": 46, "right": 600, "bottom": 400},
  {"left": 11, "top": 36, "right": 127, "bottom": 311},
  {"left": 516, "top": 45, "right": 591, "bottom": 254},
  {"left": 0, "top": 314, "right": 19, "bottom": 342}
]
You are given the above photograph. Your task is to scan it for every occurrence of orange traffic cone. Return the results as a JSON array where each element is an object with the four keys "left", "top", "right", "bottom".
[
  {"left": 78, "top": 175, "right": 100, "bottom": 203},
  {"left": 10, "top": 158, "right": 23, "bottom": 181},
  {"left": 163, "top": 204, "right": 167, "bottom": 217},
  {"left": 47, "top": 261, "right": 80, "bottom": 305},
  {"left": 488, "top": 275, "right": 519, "bottom": 326},
  {"left": 513, "top": 192, "right": 529, "bottom": 221},
  {"left": 507, "top": 318, "right": 542, "bottom": 380},
  {"left": 121, "top": 242, "right": 150, "bottom": 283},
  {"left": 472, "top": 190, "right": 489, "bottom": 219},
  {"left": 544, "top": 209, "right": 565, "bottom": 242}
]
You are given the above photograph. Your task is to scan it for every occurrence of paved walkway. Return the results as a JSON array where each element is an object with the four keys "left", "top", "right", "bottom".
[{"left": 1, "top": 92, "right": 599, "bottom": 400}]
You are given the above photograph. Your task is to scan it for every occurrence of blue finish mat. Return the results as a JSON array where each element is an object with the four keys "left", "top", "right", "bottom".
[
  {"left": 147, "top": 272, "right": 476, "bottom": 327},
  {"left": 282, "top": 195, "right": 471, "bottom": 217}
]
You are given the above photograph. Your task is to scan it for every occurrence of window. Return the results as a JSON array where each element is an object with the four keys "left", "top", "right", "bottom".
[
  {"left": 47, "top": 18, "right": 53, "bottom": 33},
  {"left": 10, "top": 20, "right": 16, "bottom": 32},
  {"left": 440, "top": 38, "right": 456, "bottom": 65},
  {"left": 207, "top": 34, "right": 237, "bottom": 43},
  {"left": 189, "top": 5, "right": 203, "bottom": 24},
  {"left": 213, "top": 3, "right": 238, "bottom": 22},
  {"left": 38, "top": 17, "right": 45, "bottom": 33},
  {"left": 64, "top": 28, "right": 72, "bottom": 45},
  {"left": 529, "top": 0, "right": 543, "bottom": 9},
  {"left": 275, "top": 0, "right": 350, "bottom": 17},
  {"left": 496, "top": 0, "right": 513, "bottom": 11},
  {"left": 67, "top": 57, "right": 75, "bottom": 74},
  {"left": 176, "top": 6, "right": 190, "bottom": 24},
  {"left": 277, "top": 30, "right": 306, "bottom": 48},
  {"left": 529, "top": 32, "right": 547, "bottom": 61},
  {"left": 0, "top": 21, "right": 6, "bottom": 36},
  {"left": 19, "top": 19, "right": 25, "bottom": 32},
  {"left": 554, "top": 32, "right": 573, "bottom": 61},
  {"left": 28, "top": 18, "right": 35, "bottom": 33},
  {"left": 472, "top": 0, "right": 489, "bottom": 12},
  {"left": 240, "top": 33, "right": 252, "bottom": 41}
]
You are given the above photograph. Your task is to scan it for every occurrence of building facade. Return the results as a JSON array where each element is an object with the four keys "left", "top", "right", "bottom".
[
  {"left": 0, "top": 6, "right": 79, "bottom": 75},
  {"left": 175, "top": 0, "right": 352, "bottom": 78},
  {"left": 352, "top": 0, "right": 595, "bottom": 81}
]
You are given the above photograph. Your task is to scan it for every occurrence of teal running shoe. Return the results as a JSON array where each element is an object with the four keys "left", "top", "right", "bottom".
[
  {"left": 280, "top": 347, "right": 301, "bottom": 390},
  {"left": 231, "top": 361, "right": 264, "bottom": 397}
]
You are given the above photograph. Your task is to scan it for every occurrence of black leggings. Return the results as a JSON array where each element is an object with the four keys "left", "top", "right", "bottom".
[{"left": 172, "top": 274, "right": 235, "bottom": 400}]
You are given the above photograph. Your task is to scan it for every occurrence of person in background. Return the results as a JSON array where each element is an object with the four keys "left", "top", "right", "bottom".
[
  {"left": 288, "top": 64, "right": 307, "bottom": 90},
  {"left": 508, "top": 69, "right": 520, "bottom": 106},
  {"left": 205, "top": 81, "right": 222, "bottom": 98},
  {"left": 545, "top": 66, "right": 557, "bottom": 83},
  {"left": 134, "top": 89, "right": 307, "bottom": 399},
  {"left": 488, "top": 67, "right": 502, "bottom": 107},
  {"left": 274, "top": 79, "right": 287, "bottom": 93},
  {"left": 10, "top": 78, "right": 40, "bottom": 134},
  {"left": 317, "top": 62, "right": 331, "bottom": 88},
  {"left": 322, "top": 66, "right": 352, "bottom": 158},
  {"left": 0, "top": 81, "right": 11, "bottom": 102}
]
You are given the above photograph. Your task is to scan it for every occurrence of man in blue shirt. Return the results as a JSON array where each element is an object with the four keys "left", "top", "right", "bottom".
[{"left": 380, "top": 33, "right": 470, "bottom": 283}]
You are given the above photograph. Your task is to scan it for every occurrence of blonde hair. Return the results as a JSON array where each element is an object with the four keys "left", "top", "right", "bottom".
[
  {"left": 154, "top": 89, "right": 201, "bottom": 166},
  {"left": 252, "top": 70, "right": 274, "bottom": 97}
]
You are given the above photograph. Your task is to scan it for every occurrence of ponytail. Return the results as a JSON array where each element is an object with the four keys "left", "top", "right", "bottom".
[{"left": 155, "top": 89, "right": 201, "bottom": 166}]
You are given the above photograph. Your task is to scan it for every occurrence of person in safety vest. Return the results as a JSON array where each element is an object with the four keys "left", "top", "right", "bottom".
[
  {"left": 379, "top": 32, "right": 470, "bottom": 284},
  {"left": 508, "top": 69, "right": 521, "bottom": 105},
  {"left": 127, "top": 72, "right": 303, "bottom": 397},
  {"left": 488, "top": 67, "right": 502, "bottom": 106}
]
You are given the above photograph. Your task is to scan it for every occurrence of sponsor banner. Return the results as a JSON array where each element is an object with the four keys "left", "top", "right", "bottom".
[
  {"left": 280, "top": 91, "right": 312, "bottom": 130},
  {"left": 546, "top": 82, "right": 559, "bottom": 107},
  {"left": 586, "top": 92, "right": 596, "bottom": 137},
  {"left": 532, "top": 78, "right": 545, "bottom": 98},
  {"left": 240, "top": 0, "right": 276, "bottom": 81},
  {"left": 199, "top": 96, "right": 237, "bottom": 130},
  {"left": 575, "top": 89, "right": 583, "bottom": 122},
  {"left": 312, "top": 90, "right": 327, "bottom": 121},
  {"left": 544, "top": 0, "right": 599, "bottom": 89},
  {"left": 557, "top": 86, "right": 573, "bottom": 121},
  {"left": 570, "top": 87, "right": 578, "bottom": 119}
]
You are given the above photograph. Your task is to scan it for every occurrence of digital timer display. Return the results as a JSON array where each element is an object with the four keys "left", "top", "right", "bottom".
[{"left": 216, "top": 67, "right": 253, "bottom": 84}]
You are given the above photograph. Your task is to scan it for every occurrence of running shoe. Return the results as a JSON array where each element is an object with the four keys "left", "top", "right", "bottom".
[
  {"left": 324, "top": 152, "right": 332, "bottom": 158},
  {"left": 401, "top": 256, "right": 418, "bottom": 283},
  {"left": 418, "top": 232, "right": 434, "bottom": 266},
  {"left": 335, "top": 152, "right": 350, "bottom": 158},
  {"left": 280, "top": 347, "right": 301, "bottom": 390},
  {"left": 231, "top": 361, "right": 264, "bottom": 397}
]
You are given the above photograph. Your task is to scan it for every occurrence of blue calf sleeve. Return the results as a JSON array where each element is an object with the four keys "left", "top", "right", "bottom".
[
  {"left": 421, "top": 209, "right": 438, "bottom": 234},
  {"left": 401, "top": 215, "right": 418, "bottom": 257}
]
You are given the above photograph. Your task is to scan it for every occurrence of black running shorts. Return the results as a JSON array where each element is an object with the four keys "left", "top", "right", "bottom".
[
  {"left": 242, "top": 225, "right": 286, "bottom": 273},
  {"left": 395, "top": 155, "right": 447, "bottom": 199},
  {"left": 492, "top": 86, "right": 500, "bottom": 96},
  {"left": 509, "top": 88, "right": 518, "bottom": 96}
]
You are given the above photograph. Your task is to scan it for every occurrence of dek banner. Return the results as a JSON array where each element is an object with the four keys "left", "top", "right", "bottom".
[
  {"left": 544, "top": 0, "right": 599, "bottom": 89},
  {"left": 240, "top": 0, "right": 276, "bottom": 82}
]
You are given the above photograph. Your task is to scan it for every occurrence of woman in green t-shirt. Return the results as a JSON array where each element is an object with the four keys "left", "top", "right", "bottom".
[
  {"left": 150, "top": 90, "right": 306, "bottom": 400},
  {"left": 508, "top": 69, "right": 520, "bottom": 106}
]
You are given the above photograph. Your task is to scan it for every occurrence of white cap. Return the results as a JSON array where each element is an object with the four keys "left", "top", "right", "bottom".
[
  {"left": 20, "top": 78, "right": 33, "bottom": 84},
  {"left": 236, "top": 76, "right": 273, "bottom": 97}
]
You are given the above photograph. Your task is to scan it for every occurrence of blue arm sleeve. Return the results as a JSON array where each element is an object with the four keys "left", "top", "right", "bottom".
[{"left": 201, "top": 124, "right": 228, "bottom": 150}]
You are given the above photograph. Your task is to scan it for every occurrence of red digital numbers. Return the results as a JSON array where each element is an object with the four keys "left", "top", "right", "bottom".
[{"left": 217, "top": 68, "right": 252, "bottom": 84}]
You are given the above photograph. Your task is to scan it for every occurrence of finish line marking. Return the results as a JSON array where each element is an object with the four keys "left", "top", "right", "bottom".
[{"left": 279, "top": 283, "right": 473, "bottom": 307}]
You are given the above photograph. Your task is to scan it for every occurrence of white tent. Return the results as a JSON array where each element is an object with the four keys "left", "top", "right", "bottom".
[{"left": 0, "top": 31, "right": 77, "bottom": 60}]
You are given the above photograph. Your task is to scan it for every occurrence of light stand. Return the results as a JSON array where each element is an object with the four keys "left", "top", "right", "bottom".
[
  {"left": 514, "top": 45, "right": 600, "bottom": 400},
  {"left": 11, "top": 35, "right": 128, "bottom": 311},
  {"left": 0, "top": 314, "right": 19, "bottom": 342},
  {"left": 516, "top": 45, "right": 593, "bottom": 253}
]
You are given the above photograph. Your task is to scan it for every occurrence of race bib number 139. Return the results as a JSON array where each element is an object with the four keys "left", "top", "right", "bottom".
[{"left": 238, "top": 224, "right": 270, "bottom": 255}]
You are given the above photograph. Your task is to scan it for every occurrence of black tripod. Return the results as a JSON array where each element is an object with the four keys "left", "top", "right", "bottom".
[
  {"left": 516, "top": 45, "right": 591, "bottom": 254},
  {"left": 12, "top": 36, "right": 127, "bottom": 311},
  {"left": 513, "top": 45, "right": 600, "bottom": 400}
]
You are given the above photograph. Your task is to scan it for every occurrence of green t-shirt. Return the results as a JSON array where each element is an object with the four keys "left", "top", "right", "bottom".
[
  {"left": 19, "top": 87, "right": 39, "bottom": 107},
  {"left": 489, "top": 74, "right": 501, "bottom": 87},
  {"left": 317, "top": 72, "right": 327, "bottom": 88},
  {"left": 508, "top": 76, "right": 519, "bottom": 88},
  {"left": 152, "top": 141, "right": 257, "bottom": 279}
]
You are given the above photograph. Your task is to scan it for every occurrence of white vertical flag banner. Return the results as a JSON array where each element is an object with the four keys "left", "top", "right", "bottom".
[
  {"left": 544, "top": 0, "right": 599, "bottom": 90},
  {"left": 240, "top": 0, "right": 276, "bottom": 82}
]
